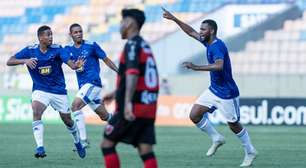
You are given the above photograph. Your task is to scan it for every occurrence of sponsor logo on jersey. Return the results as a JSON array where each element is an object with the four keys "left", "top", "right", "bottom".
[
  {"left": 141, "top": 91, "right": 158, "bottom": 104},
  {"left": 38, "top": 66, "right": 52, "bottom": 75}
]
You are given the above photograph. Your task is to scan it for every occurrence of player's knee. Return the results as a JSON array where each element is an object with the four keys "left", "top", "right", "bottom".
[
  {"left": 60, "top": 113, "right": 73, "bottom": 127},
  {"left": 71, "top": 103, "right": 82, "bottom": 112},
  {"left": 32, "top": 110, "right": 43, "bottom": 120},
  {"left": 138, "top": 145, "right": 153, "bottom": 155},
  {"left": 227, "top": 121, "right": 243, "bottom": 133},
  {"left": 71, "top": 99, "right": 85, "bottom": 112},
  {"left": 189, "top": 110, "right": 201, "bottom": 123},
  {"left": 101, "top": 138, "right": 115, "bottom": 149}
]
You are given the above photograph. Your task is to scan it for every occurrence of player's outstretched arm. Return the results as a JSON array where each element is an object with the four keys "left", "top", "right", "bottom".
[
  {"left": 6, "top": 56, "right": 37, "bottom": 69},
  {"left": 182, "top": 59, "right": 224, "bottom": 72},
  {"left": 162, "top": 7, "right": 201, "bottom": 41},
  {"left": 102, "top": 57, "right": 119, "bottom": 73}
]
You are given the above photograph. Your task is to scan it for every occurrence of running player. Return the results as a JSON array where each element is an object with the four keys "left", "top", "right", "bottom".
[
  {"left": 6, "top": 25, "right": 86, "bottom": 159},
  {"left": 64, "top": 23, "right": 118, "bottom": 148},
  {"left": 163, "top": 7, "right": 257, "bottom": 167}
]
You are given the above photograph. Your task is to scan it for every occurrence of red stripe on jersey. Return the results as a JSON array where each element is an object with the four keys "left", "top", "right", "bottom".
[
  {"left": 136, "top": 76, "right": 159, "bottom": 91},
  {"left": 133, "top": 104, "right": 156, "bottom": 119},
  {"left": 139, "top": 49, "right": 149, "bottom": 63},
  {"left": 126, "top": 68, "right": 140, "bottom": 75},
  {"left": 116, "top": 75, "right": 121, "bottom": 88},
  {"left": 119, "top": 52, "right": 125, "bottom": 64}
]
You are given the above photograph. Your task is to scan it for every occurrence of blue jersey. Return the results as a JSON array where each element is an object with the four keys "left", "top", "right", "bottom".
[
  {"left": 15, "top": 44, "right": 69, "bottom": 94},
  {"left": 202, "top": 38, "right": 239, "bottom": 99},
  {"left": 64, "top": 40, "right": 106, "bottom": 88}
]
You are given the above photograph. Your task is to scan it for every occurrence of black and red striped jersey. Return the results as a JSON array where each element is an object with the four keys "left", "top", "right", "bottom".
[{"left": 115, "top": 35, "right": 159, "bottom": 120}]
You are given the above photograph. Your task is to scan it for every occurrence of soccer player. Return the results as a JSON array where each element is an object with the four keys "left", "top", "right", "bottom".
[
  {"left": 100, "top": 9, "right": 159, "bottom": 168},
  {"left": 162, "top": 8, "right": 257, "bottom": 167},
  {"left": 6, "top": 25, "right": 86, "bottom": 159},
  {"left": 64, "top": 23, "right": 118, "bottom": 148}
]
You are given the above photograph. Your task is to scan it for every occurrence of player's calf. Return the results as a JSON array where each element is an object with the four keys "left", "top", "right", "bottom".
[
  {"left": 102, "top": 146, "right": 120, "bottom": 168},
  {"left": 95, "top": 104, "right": 112, "bottom": 121},
  {"left": 141, "top": 152, "right": 158, "bottom": 168}
]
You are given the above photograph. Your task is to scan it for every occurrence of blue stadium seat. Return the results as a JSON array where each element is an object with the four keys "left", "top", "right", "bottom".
[
  {"left": 43, "top": 0, "right": 88, "bottom": 6},
  {"left": 0, "top": 0, "right": 90, "bottom": 42}
]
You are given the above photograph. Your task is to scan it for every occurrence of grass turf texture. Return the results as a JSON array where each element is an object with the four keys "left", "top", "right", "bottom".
[{"left": 0, "top": 123, "right": 305, "bottom": 168}]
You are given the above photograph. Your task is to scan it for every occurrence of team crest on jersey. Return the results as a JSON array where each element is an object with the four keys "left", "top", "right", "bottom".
[
  {"left": 104, "top": 124, "right": 114, "bottom": 135},
  {"left": 38, "top": 66, "right": 52, "bottom": 75},
  {"left": 81, "top": 50, "right": 89, "bottom": 58}
]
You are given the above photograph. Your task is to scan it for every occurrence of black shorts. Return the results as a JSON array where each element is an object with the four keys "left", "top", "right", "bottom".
[{"left": 103, "top": 113, "right": 156, "bottom": 147}]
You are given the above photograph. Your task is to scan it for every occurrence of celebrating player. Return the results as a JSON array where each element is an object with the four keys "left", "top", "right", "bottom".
[
  {"left": 6, "top": 25, "right": 86, "bottom": 159},
  {"left": 163, "top": 7, "right": 257, "bottom": 167},
  {"left": 64, "top": 23, "right": 118, "bottom": 148}
]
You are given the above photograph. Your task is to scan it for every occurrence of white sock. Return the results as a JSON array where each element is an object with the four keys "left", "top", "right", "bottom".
[
  {"left": 73, "top": 110, "right": 86, "bottom": 141},
  {"left": 32, "top": 120, "right": 44, "bottom": 148},
  {"left": 236, "top": 128, "right": 255, "bottom": 154},
  {"left": 196, "top": 114, "right": 222, "bottom": 142},
  {"left": 67, "top": 122, "right": 80, "bottom": 143}
]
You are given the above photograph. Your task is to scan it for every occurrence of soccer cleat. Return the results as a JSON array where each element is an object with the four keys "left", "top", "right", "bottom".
[
  {"left": 74, "top": 141, "right": 86, "bottom": 159},
  {"left": 240, "top": 150, "right": 258, "bottom": 167},
  {"left": 206, "top": 137, "right": 226, "bottom": 157},
  {"left": 34, "top": 146, "right": 47, "bottom": 158},
  {"left": 73, "top": 139, "right": 90, "bottom": 152},
  {"left": 81, "top": 139, "right": 90, "bottom": 149}
]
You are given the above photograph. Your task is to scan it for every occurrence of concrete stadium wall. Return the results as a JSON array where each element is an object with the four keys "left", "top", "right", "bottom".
[
  {"left": 165, "top": 74, "right": 306, "bottom": 98},
  {"left": 226, "top": 5, "right": 302, "bottom": 51}
]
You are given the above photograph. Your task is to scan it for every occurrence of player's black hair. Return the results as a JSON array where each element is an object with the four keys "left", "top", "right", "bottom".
[
  {"left": 121, "top": 8, "right": 146, "bottom": 30},
  {"left": 69, "top": 23, "right": 82, "bottom": 33},
  {"left": 37, "top": 25, "right": 51, "bottom": 37},
  {"left": 202, "top": 19, "right": 218, "bottom": 35}
]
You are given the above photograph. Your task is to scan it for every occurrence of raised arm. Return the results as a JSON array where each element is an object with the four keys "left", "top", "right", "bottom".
[
  {"left": 102, "top": 57, "right": 119, "bottom": 73},
  {"left": 162, "top": 7, "right": 201, "bottom": 41},
  {"left": 7, "top": 56, "right": 37, "bottom": 69}
]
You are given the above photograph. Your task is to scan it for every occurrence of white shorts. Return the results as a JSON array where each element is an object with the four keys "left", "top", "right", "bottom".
[
  {"left": 76, "top": 83, "right": 102, "bottom": 110},
  {"left": 32, "top": 90, "right": 70, "bottom": 113},
  {"left": 195, "top": 89, "right": 240, "bottom": 123}
]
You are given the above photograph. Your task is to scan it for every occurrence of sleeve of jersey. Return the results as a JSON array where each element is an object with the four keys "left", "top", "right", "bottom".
[
  {"left": 125, "top": 42, "right": 140, "bottom": 75},
  {"left": 212, "top": 46, "right": 224, "bottom": 61},
  {"left": 94, "top": 42, "right": 106, "bottom": 59},
  {"left": 59, "top": 47, "right": 71, "bottom": 64},
  {"left": 15, "top": 47, "right": 30, "bottom": 59}
]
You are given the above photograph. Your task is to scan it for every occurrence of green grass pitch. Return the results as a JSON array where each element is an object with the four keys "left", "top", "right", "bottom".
[{"left": 0, "top": 123, "right": 305, "bottom": 168}]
